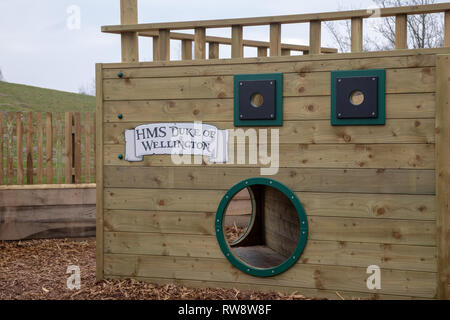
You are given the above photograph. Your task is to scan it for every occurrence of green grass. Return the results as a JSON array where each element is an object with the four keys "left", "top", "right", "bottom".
[{"left": 0, "top": 81, "right": 95, "bottom": 112}]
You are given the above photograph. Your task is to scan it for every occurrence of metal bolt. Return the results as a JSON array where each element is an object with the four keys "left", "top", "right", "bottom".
[
  {"left": 338, "top": 79, "right": 342, "bottom": 83},
  {"left": 240, "top": 115, "right": 244, "bottom": 118},
  {"left": 372, "top": 77, "right": 376, "bottom": 81},
  {"left": 269, "top": 181, "right": 273, "bottom": 184},
  {"left": 372, "top": 112, "right": 376, "bottom": 116},
  {"left": 270, "top": 114, "right": 274, "bottom": 118},
  {"left": 338, "top": 113, "right": 342, "bottom": 117},
  {"left": 245, "top": 181, "right": 249, "bottom": 185},
  {"left": 270, "top": 81, "right": 274, "bottom": 85},
  {"left": 240, "top": 82, "right": 244, "bottom": 86}
]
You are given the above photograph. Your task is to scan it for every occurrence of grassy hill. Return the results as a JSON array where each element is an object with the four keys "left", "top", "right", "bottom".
[{"left": 0, "top": 81, "right": 95, "bottom": 112}]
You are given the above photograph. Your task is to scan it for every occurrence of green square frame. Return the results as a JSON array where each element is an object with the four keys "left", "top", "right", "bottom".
[
  {"left": 331, "top": 69, "right": 386, "bottom": 126},
  {"left": 234, "top": 73, "right": 283, "bottom": 127}
]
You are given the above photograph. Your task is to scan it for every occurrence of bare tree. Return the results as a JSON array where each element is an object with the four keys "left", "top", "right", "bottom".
[
  {"left": 325, "top": 0, "right": 444, "bottom": 52},
  {"left": 78, "top": 78, "right": 96, "bottom": 96},
  {"left": 373, "top": 0, "right": 443, "bottom": 49}
]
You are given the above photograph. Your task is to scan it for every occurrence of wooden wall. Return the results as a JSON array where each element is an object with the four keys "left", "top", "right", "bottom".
[
  {"left": 97, "top": 48, "right": 450, "bottom": 300},
  {"left": 0, "top": 185, "right": 96, "bottom": 240}
]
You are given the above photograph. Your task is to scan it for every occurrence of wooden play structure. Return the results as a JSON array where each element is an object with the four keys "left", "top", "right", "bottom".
[{"left": 96, "top": 0, "right": 450, "bottom": 299}]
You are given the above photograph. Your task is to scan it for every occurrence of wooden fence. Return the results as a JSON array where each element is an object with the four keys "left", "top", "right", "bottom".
[{"left": 0, "top": 112, "right": 96, "bottom": 185}]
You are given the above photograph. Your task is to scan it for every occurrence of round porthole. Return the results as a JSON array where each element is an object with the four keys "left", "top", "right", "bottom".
[{"left": 215, "top": 178, "right": 308, "bottom": 277}]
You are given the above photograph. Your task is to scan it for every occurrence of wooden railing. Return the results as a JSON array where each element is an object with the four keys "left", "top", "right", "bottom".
[
  {"left": 103, "top": 1, "right": 450, "bottom": 63},
  {"left": 0, "top": 112, "right": 96, "bottom": 185}
]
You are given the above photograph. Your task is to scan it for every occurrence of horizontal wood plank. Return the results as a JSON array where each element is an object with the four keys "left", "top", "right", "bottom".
[
  {"left": 104, "top": 232, "right": 436, "bottom": 272},
  {"left": 103, "top": 94, "right": 436, "bottom": 123},
  {"left": 103, "top": 167, "right": 435, "bottom": 196},
  {"left": 104, "top": 143, "right": 435, "bottom": 169},
  {"left": 104, "top": 119, "right": 436, "bottom": 145},
  {"left": 104, "top": 189, "right": 435, "bottom": 221},
  {"left": 104, "top": 254, "right": 437, "bottom": 298},
  {"left": 102, "top": 54, "right": 437, "bottom": 79},
  {"left": 103, "top": 68, "right": 435, "bottom": 101}
]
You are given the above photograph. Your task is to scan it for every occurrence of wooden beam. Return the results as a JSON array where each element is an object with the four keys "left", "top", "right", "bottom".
[
  {"left": 281, "top": 48, "right": 291, "bottom": 56},
  {"left": 194, "top": 27, "right": 206, "bottom": 60},
  {"left": 257, "top": 47, "right": 268, "bottom": 57},
  {"left": 231, "top": 25, "right": 243, "bottom": 58},
  {"left": 395, "top": 14, "right": 408, "bottom": 50},
  {"left": 102, "top": 3, "right": 450, "bottom": 32},
  {"left": 436, "top": 54, "right": 450, "bottom": 300},
  {"left": 158, "top": 29, "right": 170, "bottom": 61},
  {"left": 36, "top": 113, "right": 43, "bottom": 184},
  {"left": 95, "top": 63, "right": 104, "bottom": 282},
  {"left": 152, "top": 36, "right": 159, "bottom": 61},
  {"left": 270, "top": 23, "right": 281, "bottom": 57},
  {"left": 309, "top": 20, "right": 322, "bottom": 54},
  {"left": 139, "top": 30, "right": 338, "bottom": 53},
  {"left": 351, "top": 17, "right": 363, "bottom": 53},
  {"left": 25, "top": 112, "right": 33, "bottom": 185},
  {"left": 120, "top": 0, "right": 139, "bottom": 63},
  {"left": 208, "top": 42, "right": 219, "bottom": 60},
  {"left": 64, "top": 112, "right": 72, "bottom": 184},
  {"left": 16, "top": 113, "right": 23, "bottom": 185},
  {"left": 45, "top": 113, "right": 52, "bottom": 184},
  {"left": 445, "top": 11, "right": 450, "bottom": 47},
  {"left": 182, "top": 39, "right": 193, "bottom": 60},
  {"left": 0, "top": 113, "right": 3, "bottom": 185}
]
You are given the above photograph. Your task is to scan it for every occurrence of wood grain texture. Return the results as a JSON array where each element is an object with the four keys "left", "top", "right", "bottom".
[
  {"left": 16, "top": 112, "right": 23, "bottom": 185},
  {"left": 120, "top": 0, "right": 138, "bottom": 63},
  {"left": 436, "top": 54, "right": 450, "bottom": 299},
  {"left": 45, "top": 113, "right": 53, "bottom": 184},
  {"left": 0, "top": 113, "right": 3, "bottom": 185},
  {"left": 103, "top": 94, "right": 435, "bottom": 122},
  {"left": 194, "top": 27, "right": 206, "bottom": 60},
  {"left": 103, "top": 188, "right": 435, "bottom": 222},
  {"left": 395, "top": 14, "right": 408, "bottom": 50},
  {"left": 96, "top": 64, "right": 105, "bottom": 281},
  {"left": 103, "top": 68, "right": 435, "bottom": 101},
  {"left": 104, "top": 254, "right": 437, "bottom": 298},
  {"left": 231, "top": 25, "right": 243, "bottom": 59},
  {"left": 103, "top": 54, "right": 437, "bottom": 79},
  {"left": 181, "top": 39, "right": 193, "bottom": 60},
  {"left": 351, "top": 18, "right": 363, "bottom": 53},
  {"left": 158, "top": 29, "right": 170, "bottom": 61},
  {"left": 104, "top": 232, "right": 436, "bottom": 272},
  {"left": 25, "top": 112, "right": 33, "bottom": 184},
  {"left": 36, "top": 113, "right": 43, "bottom": 184},
  {"left": 309, "top": 20, "right": 322, "bottom": 54},
  {"left": 270, "top": 23, "right": 281, "bottom": 57},
  {"left": 104, "top": 119, "right": 436, "bottom": 145}
]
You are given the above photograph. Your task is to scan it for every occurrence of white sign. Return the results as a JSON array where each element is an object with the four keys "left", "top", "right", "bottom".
[{"left": 125, "top": 123, "right": 229, "bottom": 163}]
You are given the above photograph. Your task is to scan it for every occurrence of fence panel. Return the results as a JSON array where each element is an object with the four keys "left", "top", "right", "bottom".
[{"left": 0, "top": 111, "right": 96, "bottom": 186}]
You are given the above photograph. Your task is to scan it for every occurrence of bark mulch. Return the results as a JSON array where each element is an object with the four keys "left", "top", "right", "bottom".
[{"left": 0, "top": 238, "right": 318, "bottom": 300}]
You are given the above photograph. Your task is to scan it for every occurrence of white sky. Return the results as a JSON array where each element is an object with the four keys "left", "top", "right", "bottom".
[{"left": 0, "top": 0, "right": 447, "bottom": 93}]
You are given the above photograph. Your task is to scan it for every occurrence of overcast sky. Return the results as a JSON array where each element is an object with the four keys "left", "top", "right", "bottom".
[{"left": 0, "top": 0, "right": 446, "bottom": 93}]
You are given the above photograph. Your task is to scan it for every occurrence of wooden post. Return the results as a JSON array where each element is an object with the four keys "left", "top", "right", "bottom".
[
  {"left": 436, "top": 54, "right": 450, "bottom": 300},
  {"left": 36, "top": 113, "right": 43, "bottom": 184},
  {"left": 158, "top": 29, "right": 170, "bottom": 61},
  {"left": 84, "top": 112, "right": 91, "bottom": 184},
  {"left": 209, "top": 42, "right": 219, "bottom": 60},
  {"left": 445, "top": 11, "right": 450, "bottom": 47},
  {"left": 26, "top": 112, "right": 33, "bottom": 184},
  {"left": 96, "top": 64, "right": 104, "bottom": 281},
  {"left": 309, "top": 20, "right": 322, "bottom": 55},
  {"left": 395, "top": 14, "right": 408, "bottom": 49},
  {"left": 6, "top": 113, "right": 13, "bottom": 185},
  {"left": 182, "top": 39, "right": 193, "bottom": 60},
  {"left": 64, "top": 112, "right": 73, "bottom": 184},
  {"left": 120, "top": 0, "right": 139, "bottom": 63},
  {"left": 16, "top": 113, "right": 23, "bottom": 185},
  {"left": 231, "top": 25, "right": 243, "bottom": 59},
  {"left": 351, "top": 18, "right": 363, "bottom": 53},
  {"left": 281, "top": 49, "right": 291, "bottom": 56},
  {"left": 153, "top": 36, "right": 160, "bottom": 61},
  {"left": 73, "top": 112, "right": 81, "bottom": 184},
  {"left": 194, "top": 27, "right": 206, "bottom": 60},
  {"left": 270, "top": 23, "right": 281, "bottom": 57},
  {"left": 257, "top": 47, "right": 268, "bottom": 57},
  {"left": 45, "top": 113, "right": 53, "bottom": 184}
]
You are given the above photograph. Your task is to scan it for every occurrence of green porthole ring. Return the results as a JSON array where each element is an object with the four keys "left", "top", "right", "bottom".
[{"left": 215, "top": 177, "right": 309, "bottom": 277}]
